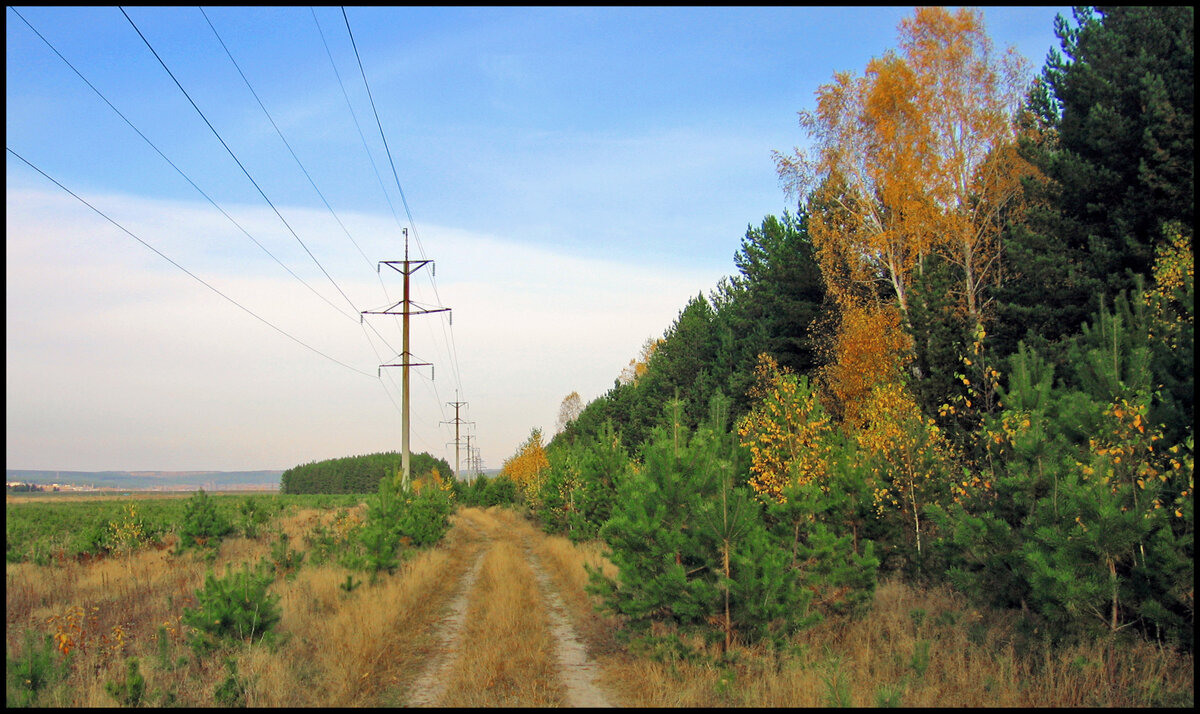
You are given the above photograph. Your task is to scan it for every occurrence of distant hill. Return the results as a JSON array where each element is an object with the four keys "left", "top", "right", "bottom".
[{"left": 6, "top": 469, "right": 282, "bottom": 491}]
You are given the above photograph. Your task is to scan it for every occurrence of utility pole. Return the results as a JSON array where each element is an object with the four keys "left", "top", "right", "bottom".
[
  {"left": 464, "top": 434, "right": 482, "bottom": 478},
  {"left": 361, "top": 228, "right": 449, "bottom": 491},
  {"left": 464, "top": 434, "right": 473, "bottom": 477},
  {"left": 442, "top": 394, "right": 472, "bottom": 481}
]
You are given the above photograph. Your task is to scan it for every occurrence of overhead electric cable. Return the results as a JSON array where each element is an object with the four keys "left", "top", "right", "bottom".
[
  {"left": 342, "top": 6, "right": 466, "bottom": 406},
  {"left": 199, "top": 6, "right": 377, "bottom": 273},
  {"left": 7, "top": 5, "right": 357, "bottom": 324},
  {"left": 119, "top": 6, "right": 361, "bottom": 317},
  {"left": 310, "top": 7, "right": 406, "bottom": 239},
  {"left": 340, "top": 6, "right": 423, "bottom": 256},
  {"left": 7, "top": 147, "right": 376, "bottom": 380},
  {"left": 205, "top": 6, "right": 441, "bottom": 429}
]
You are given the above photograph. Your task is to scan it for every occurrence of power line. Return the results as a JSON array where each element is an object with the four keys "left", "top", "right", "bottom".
[
  {"left": 340, "top": 7, "right": 421, "bottom": 256},
  {"left": 199, "top": 6, "right": 377, "bottom": 274},
  {"left": 312, "top": 6, "right": 458, "bottom": 448},
  {"left": 200, "top": 5, "right": 438, "bottom": 424},
  {"left": 7, "top": 147, "right": 377, "bottom": 380},
  {"left": 12, "top": 7, "right": 467, "bottom": 461},
  {"left": 15, "top": 5, "right": 441, "bottom": 448},
  {"left": 119, "top": 6, "right": 361, "bottom": 318},
  {"left": 310, "top": 7, "right": 406, "bottom": 245},
  {"left": 341, "top": 6, "right": 466, "bottom": 409},
  {"left": 7, "top": 5, "right": 358, "bottom": 324}
]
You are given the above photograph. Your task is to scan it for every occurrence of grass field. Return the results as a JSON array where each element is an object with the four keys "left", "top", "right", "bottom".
[{"left": 5, "top": 492, "right": 1194, "bottom": 707}]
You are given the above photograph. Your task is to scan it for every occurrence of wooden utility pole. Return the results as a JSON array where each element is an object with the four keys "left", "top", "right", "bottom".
[{"left": 361, "top": 228, "right": 449, "bottom": 490}]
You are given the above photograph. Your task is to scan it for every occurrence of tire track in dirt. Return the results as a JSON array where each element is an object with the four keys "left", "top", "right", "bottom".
[
  {"left": 405, "top": 509, "right": 614, "bottom": 708},
  {"left": 522, "top": 538, "right": 615, "bottom": 708},
  {"left": 404, "top": 519, "right": 490, "bottom": 707}
]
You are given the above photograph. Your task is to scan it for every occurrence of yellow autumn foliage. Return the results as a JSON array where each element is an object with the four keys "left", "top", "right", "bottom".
[
  {"left": 737, "top": 354, "right": 834, "bottom": 505},
  {"left": 501, "top": 428, "right": 550, "bottom": 501}
]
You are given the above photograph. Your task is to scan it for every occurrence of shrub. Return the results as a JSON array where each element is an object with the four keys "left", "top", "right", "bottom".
[
  {"left": 176, "top": 489, "right": 233, "bottom": 554},
  {"left": 263, "top": 533, "right": 304, "bottom": 581},
  {"left": 104, "top": 657, "right": 145, "bottom": 707},
  {"left": 6, "top": 631, "right": 68, "bottom": 707},
  {"left": 355, "top": 472, "right": 454, "bottom": 581},
  {"left": 237, "top": 496, "right": 273, "bottom": 539},
  {"left": 182, "top": 563, "right": 280, "bottom": 655}
]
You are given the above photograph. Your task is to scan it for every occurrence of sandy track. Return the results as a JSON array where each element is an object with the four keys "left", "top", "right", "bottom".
[
  {"left": 523, "top": 539, "right": 614, "bottom": 708},
  {"left": 404, "top": 546, "right": 488, "bottom": 707},
  {"left": 404, "top": 508, "right": 614, "bottom": 708}
]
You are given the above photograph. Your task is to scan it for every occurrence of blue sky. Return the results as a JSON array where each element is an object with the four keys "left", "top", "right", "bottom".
[{"left": 6, "top": 6, "right": 1071, "bottom": 473}]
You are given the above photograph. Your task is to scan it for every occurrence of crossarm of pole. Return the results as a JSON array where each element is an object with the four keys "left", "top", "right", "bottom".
[
  {"left": 377, "top": 259, "right": 433, "bottom": 276},
  {"left": 360, "top": 304, "right": 451, "bottom": 321},
  {"left": 377, "top": 351, "right": 437, "bottom": 380}
]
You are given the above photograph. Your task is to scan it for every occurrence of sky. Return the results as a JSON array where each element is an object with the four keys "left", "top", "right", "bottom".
[{"left": 6, "top": 6, "right": 1072, "bottom": 475}]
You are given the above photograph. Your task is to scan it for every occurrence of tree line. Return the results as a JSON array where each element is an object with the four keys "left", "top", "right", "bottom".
[
  {"left": 497, "top": 6, "right": 1193, "bottom": 654},
  {"left": 279, "top": 451, "right": 452, "bottom": 495}
]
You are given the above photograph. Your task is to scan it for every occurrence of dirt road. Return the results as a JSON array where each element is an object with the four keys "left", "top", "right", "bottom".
[{"left": 403, "top": 507, "right": 614, "bottom": 708}]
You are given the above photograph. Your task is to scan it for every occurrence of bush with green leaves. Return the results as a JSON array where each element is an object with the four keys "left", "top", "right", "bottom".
[
  {"left": 590, "top": 396, "right": 820, "bottom": 652},
  {"left": 353, "top": 472, "right": 455, "bottom": 581},
  {"left": 237, "top": 496, "right": 276, "bottom": 539},
  {"left": 175, "top": 489, "right": 233, "bottom": 554},
  {"left": 535, "top": 420, "right": 631, "bottom": 542},
  {"left": 182, "top": 563, "right": 281, "bottom": 655},
  {"left": 6, "top": 630, "right": 68, "bottom": 707},
  {"left": 932, "top": 293, "right": 1194, "bottom": 648},
  {"left": 213, "top": 657, "right": 250, "bottom": 707},
  {"left": 104, "top": 657, "right": 145, "bottom": 707},
  {"left": 263, "top": 533, "right": 304, "bottom": 581}
]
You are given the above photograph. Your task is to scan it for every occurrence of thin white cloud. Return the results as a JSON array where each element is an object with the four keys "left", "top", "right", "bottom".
[{"left": 6, "top": 186, "right": 726, "bottom": 472}]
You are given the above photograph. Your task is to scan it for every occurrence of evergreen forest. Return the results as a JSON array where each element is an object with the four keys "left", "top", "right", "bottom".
[
  {"left": 498, "top": 7, "right": 1194, "bottom": 654},
  {"left": 279, "top": 451, "right": 451, "bottom": 495}
]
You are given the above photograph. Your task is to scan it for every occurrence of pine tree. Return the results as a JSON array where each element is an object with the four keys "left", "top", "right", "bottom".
[
  {"left": 589, "top": 399, "right": 717, "bottom": 634},
  {"left": 176, "top": 488, "right": 233, "bottom": 554}
]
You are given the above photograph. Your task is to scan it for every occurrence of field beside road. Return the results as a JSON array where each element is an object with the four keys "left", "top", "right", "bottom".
[{"left": 6, "top": 494, "right": 1193, "bottom": 707}]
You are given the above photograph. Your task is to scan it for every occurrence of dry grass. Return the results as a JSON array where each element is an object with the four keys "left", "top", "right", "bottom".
[
  {"left": 439, "top": 534, "right": 565, "bottom": 706},
  {"left": 5, "top": 503, "right": 487, "bottom": 707},
  {"left": 8, "top": 502, "right": 1193, "bottom": 708},
  {"left": 572, "top": 572, "right": 1194, "bottom": 708},
  {"left": 519, "top": 523, "right": 1193, "bottom": 708}
]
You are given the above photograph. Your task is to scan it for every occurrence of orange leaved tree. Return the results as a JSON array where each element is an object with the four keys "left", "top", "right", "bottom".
[{"left": 776, "top": 6, "right": 1030, "bottom": 324}]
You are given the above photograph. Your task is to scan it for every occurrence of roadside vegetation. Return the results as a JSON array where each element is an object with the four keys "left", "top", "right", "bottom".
[
  {"left": 8, "top": 490, "right": 1192, "bottom": 707},
  {"left": 7, "top": 5, "right": 1194, "bottom": 709}
]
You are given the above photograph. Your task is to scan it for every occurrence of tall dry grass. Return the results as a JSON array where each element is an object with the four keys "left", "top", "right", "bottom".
[
  {"left": 8, "top": 502, "right": 1193, "bottom": 708},
  {"left": 438, "top": 535, "right": 565, "bottom": 707},
  {"left": 524, "top": 526, "right": 1194, "bottom": 708},
  {"left": 5, "top": 503, "right": 490, "bottom": 707}
]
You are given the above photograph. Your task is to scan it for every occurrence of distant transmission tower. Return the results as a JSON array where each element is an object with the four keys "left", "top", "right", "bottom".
[
  {"left": 442, "top": 393, "right": 472, "bottom": 480},
  {"left": 361, "top": 228, "right": 449, "bottom": 490}
]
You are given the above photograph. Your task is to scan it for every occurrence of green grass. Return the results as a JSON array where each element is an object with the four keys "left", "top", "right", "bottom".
[{"left": 5, "top": 493, "right": 364, "bottom": 564}]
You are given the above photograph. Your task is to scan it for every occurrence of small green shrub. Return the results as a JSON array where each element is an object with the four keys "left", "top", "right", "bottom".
[
  {"left": 213, "top": 658, "right": 249, "bottom": 707},
  {"left": 237, "top": 497, "right": 272, "bottom": 539},
  {"left": 175, "top": 489, "right": 233, "bottom": 554},
  {"left": 264, "top": 533, "right": 304, "bottom": 581},
  {"left": 182, "top": 563, "right": 280, "bottom": 655},
  {"left": 6, "top": 631, "right": 68, "bottom": 707},
  {"left": 104, "top": 657, "right": 145, "bottom": 707},
  {"left": 875, "top": 680, "right": 905, "bottom": 707},
  {"left": 820, "top": 658, "right": 853, "bottom": 707},
  {"left": 339, "top": 574, "right": 362, "bottom": 593},
  {"left": 154, "top": 626, "right": 186, "bottom": 672},
  {"left": 911, "top": 639, "right": 931, "bottom": 678}
]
